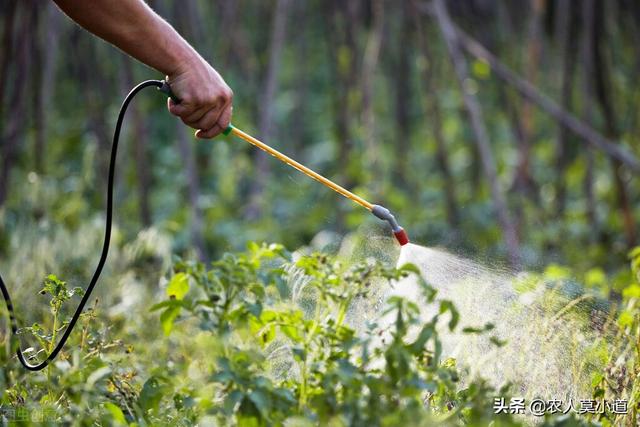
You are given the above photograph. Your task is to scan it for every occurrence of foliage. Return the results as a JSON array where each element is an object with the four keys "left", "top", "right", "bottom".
[
  {"left": 6, "top": 243, "right": 639, "bottom": 425},
  {"left": 584, "top": 247, "right": 640, "bottom": 426},
  {"left": 145, "top": 243, "right": 522, "bottom": 426}
]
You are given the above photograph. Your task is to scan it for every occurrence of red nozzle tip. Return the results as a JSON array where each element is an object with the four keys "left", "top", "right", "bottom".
[{"left": 394, "top": 229, "right": 410, "bottom": 246}]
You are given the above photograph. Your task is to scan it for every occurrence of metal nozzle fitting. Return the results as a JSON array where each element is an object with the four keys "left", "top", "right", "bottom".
[{"left": 371, "top": 205, "right": 410, "bottom": 246}]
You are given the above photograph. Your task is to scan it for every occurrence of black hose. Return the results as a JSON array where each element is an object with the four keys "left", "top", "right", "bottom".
[{"left": 0, "top": 79, "right": 165, "bottom": 371}]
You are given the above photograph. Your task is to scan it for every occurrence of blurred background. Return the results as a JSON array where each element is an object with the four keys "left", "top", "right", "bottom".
[{"left": 0, "top": 0, "right": 638, "bottom": 278}]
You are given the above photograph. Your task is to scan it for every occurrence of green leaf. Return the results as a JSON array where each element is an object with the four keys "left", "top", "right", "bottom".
[
  {"left": 489, "top": 336, "right": 507, "bottom": 347},
  {"left": 410, "top": 323, "right": 434, "bottom": 353},
  {"left": 260, "top": 324, "right": 276, "bottom": 346},
  {"left": 249, "top": 283, "right": 266, "bottom": 299},
  {"left": 281, "top": 324, "right": 302, "bottom": 342},
  {"left": 86, "top": 366, "right": 112, "bottom": 389},
  {"left": 399, "top": 263, "right": 421, "bottom": 275},
  {"left": 439, "top": 300, "right": 459, "bottom": 331},
  {"left": 160, "top": 305, "right": 181, "bottom": 336},
  {"left": 224, "top": 390, "right": 244, "bottom": 415},
  {"left": 247, "top": 241, "right": 260, "bottom": 253},
  {"left": 291, "top": 346, "right": 306, "bottom": 361},
  {"left": 103, "top": 402, "right": 127, "bottom": 425},
  {"left": 139, "top": 377, "right": 169, "bottom": 413},
  {"left": 238, "top": 396, "right": 261, "bottom": 423},
  {"left": 260, "top": 310, "right": 278, "bottom": 323},
  {"left": 462, "top": 323, "right": 494, "bottom": 334},
  {"left": 544, "top": 264, "right": 571, "bottom": 280},
  {"left": 167, "top": 273, "right": 189, "bottom": 300},
  {"left": 629, "top": 246, "right": 640, "bottom": 260},
  {"left": 591, "top": 372, "right": 604, "bottom": 388},
  {"left": 585, "top": 268, "right": 607, "bottom": 288},
  {"left": 618, "top": 310, "right": 635, "bottom": 328},
  {"left": 441, "top": 357, "right": 457, "bottom": 370},
  {"left": 622, "top": 284, "right": 640, "bottom": 299},
  {"left": 149, "top": 300, "right": 179, "bottom": 312},
  {"left": 248, "top": 389, "right": 268, "bottom": 417},
  {"left": 472, "top": 59, "right": 491, "bottom": 79}
]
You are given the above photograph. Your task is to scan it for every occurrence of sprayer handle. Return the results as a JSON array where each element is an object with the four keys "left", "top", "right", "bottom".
[
  {"left": 158, "top": 80, "right": 181, "bottom": 104},
  {"left": 159, "top": 79, "right": 233, "bottom": 136}
]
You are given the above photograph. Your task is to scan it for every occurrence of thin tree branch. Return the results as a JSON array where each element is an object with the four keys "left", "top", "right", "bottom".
[
  {"left": 433, "top": 0, "right": 520, "bottom": 263},
  {"left": 449, "top": 20, "right": 640, "bottom": 174}
]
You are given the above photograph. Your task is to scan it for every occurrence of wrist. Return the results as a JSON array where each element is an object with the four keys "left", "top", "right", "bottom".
[{"left": 165, "top": 45, "right": 203, "bottom": 79}]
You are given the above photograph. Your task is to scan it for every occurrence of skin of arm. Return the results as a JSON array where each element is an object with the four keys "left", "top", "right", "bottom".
[{"left": 53, "top": 0, "right": 232, "bottom": 138}]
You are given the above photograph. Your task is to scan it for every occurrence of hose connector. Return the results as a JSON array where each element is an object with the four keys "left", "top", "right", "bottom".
[
  {"left": 158, "top": 80, "right": 181, "bottom": 104},
  {"left": 371, "top": 205, "right": 410, "bottom": 246}
]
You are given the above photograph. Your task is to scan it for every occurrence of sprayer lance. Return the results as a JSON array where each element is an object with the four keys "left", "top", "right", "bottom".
[
  {"left": 223, "top": 125, "right": 410, "bottom": 246},
  {"left": 159, "top": 81, "right": 409, "bottom": 246}
]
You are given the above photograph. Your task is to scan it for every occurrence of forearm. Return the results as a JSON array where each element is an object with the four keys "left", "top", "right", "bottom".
[
  {"left": 54, "top": 0, "right": 233, "bottom": 138},
  {"left": 53, "top": 0, "right": 199, "bottom": 76}
]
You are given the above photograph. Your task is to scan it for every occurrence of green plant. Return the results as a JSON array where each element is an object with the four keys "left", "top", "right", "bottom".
[
  {"left": 39, "top": 275, "right": 84, "bottom": 354},
  {"left": 153, "top": 243, "right": 523, "bottom": 426},
  {"left": 2, "top": 242, "right": 632, "bottom": 426},
  {"left": 587, "top": 247, "right": 640, "bottom": 426}
]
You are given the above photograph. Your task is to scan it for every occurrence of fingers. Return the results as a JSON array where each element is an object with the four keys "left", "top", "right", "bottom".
[
  {"left": 183, "top": 106, "right": 210, "bottom": 126},
  {"left": 168, "top": 99, "right": 207, "bottom": 125},
  {"left": 217, "top": 104, "right": 233, "bottom": 130},
  {"left": 168, "top": 98, "right": 189, "bottom": 117},
  {"left": 196, "top": 103, "right": 233, "bottom": 139},
  {"left": 168, "top": 96, "right": 225, "bottom": 126},
  {"left": 193, "top": 107, "right": 222, "bottom": 132},
  {"left": 193, "top": 95, "right": 231, "bottom": 131},
  {"left": 195, "top": 124, "right": 223, "bottom": 139}
]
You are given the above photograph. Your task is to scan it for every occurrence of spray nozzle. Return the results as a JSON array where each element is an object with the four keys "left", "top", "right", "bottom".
[{"left": 371, "top": 205, "right": 410, "bottom": 246}]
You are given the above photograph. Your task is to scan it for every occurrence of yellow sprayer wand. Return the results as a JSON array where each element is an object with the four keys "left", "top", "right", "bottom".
[
  {"left": 222, "top": 124, "right": 409, "bottom": 246},
  {"left": 225, "top": 125, "right": 372, "bottom": 210},
  {"left": 157, "top": 80, "right": 408, "bottom": 245}
]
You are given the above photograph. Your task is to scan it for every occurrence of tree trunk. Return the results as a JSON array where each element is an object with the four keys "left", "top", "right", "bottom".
[
  {"left": 0, "top": 0, "right": 18, "bottom": 120},
  {"left": 177, "top": 123, "right": 206, "bottom": 261},
  {"left": 392, "top": 0, "right": 411, "bottom": 187},
  {"left": 580, "top": 0, "right": 598, "bottom": 236},
  {"left": 0, "top": 3, "right": 34, "bottom": 207},
  {"left": 289, "top": 1, "right": 309, "bottom": 157},
  {"left": 327, "top": 1, "right": 361, "bottom": 188},
  {"left": 219, "top": 0, "right": 240, "bottom": 70},
  {"left": 182, "top": 0, "right": 205, "bottom": 52},
  {"left": 30, "top": 3, "right": 43, "bottom": 173},
  {"left": 361, "top": 0, "right": 384, "bottom": 192},
  {"left": 410, "top": 0, "right": 459, "bottom": 228},
  {"left": 592, "top": 1, "right": 637, "bottom": 247},
  {"left": 554, "top": 0, "right": 577, "bottom": 216},
  {"left": 32, "top": 2, "right": 62, "bottom": 174},
  {"left": 71, "top": 30, "right": 112, "bottom": 193},
  {"left": 512, "top": 0, "right": 543, "bottom": 196},
  {"left": 121, "top": 59, "right": 153, "bottom": 227},
  {"left": 434, "top": 0, "right": 520, "bottom": 264},
  {"left": 245, "top": 0, "right": 290, "bottom": 220}
]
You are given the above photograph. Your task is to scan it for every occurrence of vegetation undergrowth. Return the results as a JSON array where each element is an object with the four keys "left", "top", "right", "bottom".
[{"left": 0, "top": 242, "right": 637, "bottom": 425}]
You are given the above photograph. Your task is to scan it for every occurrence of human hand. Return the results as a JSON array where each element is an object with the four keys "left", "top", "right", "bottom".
[{"left": 166, "top": 57, "right": 233, "bottom": 139}]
